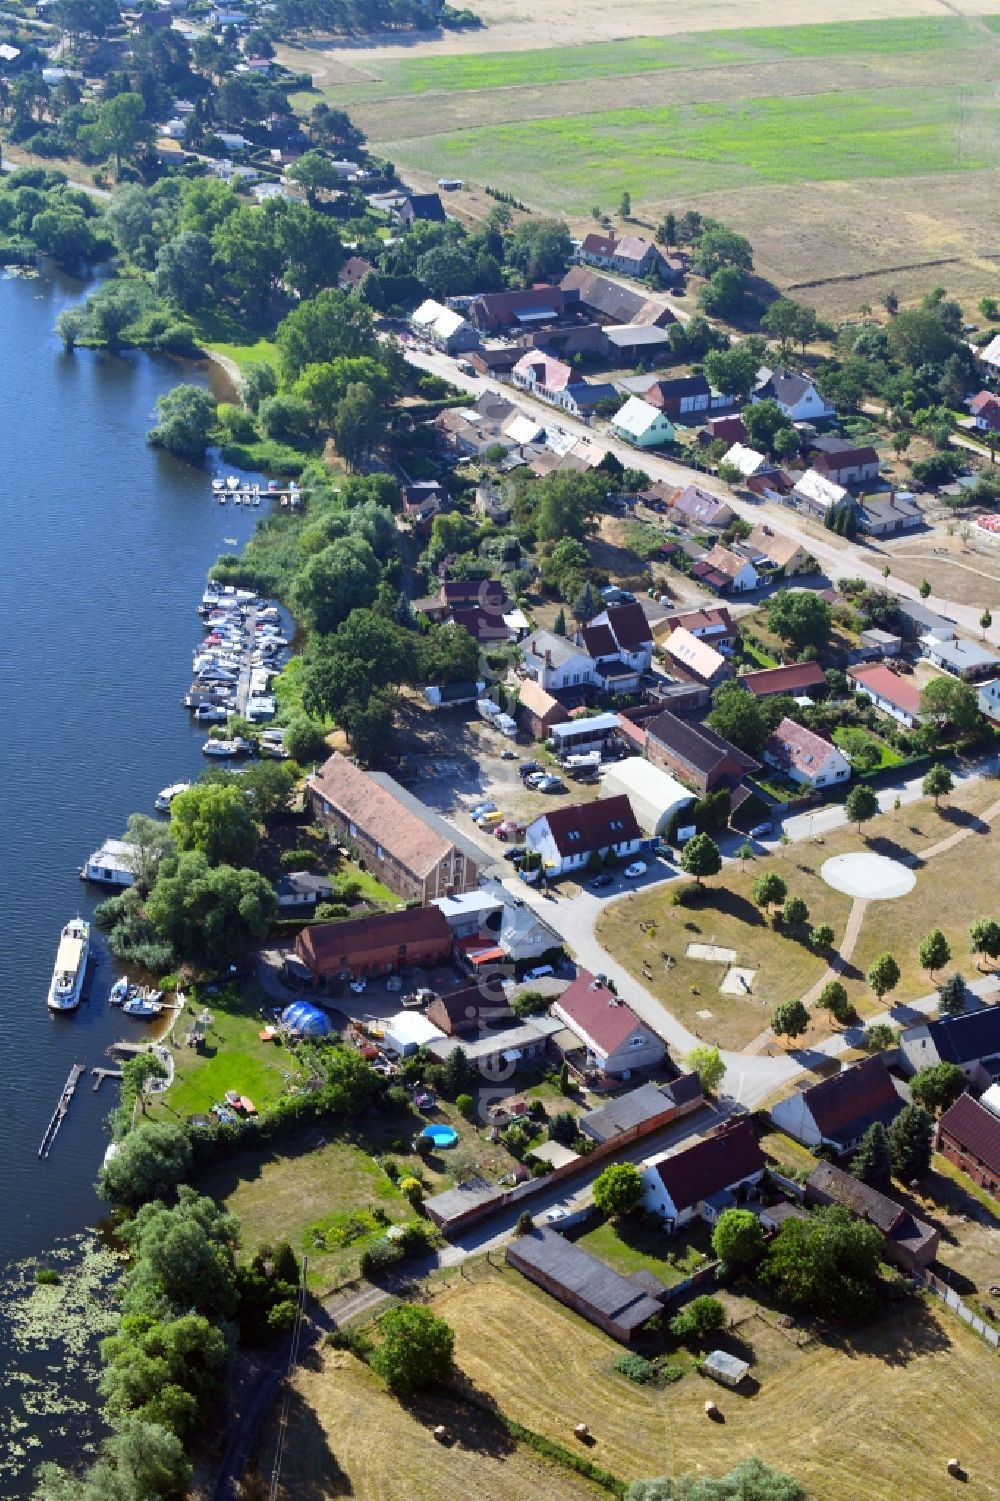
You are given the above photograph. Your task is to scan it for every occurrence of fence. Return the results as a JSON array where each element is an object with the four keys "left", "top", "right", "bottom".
[{"left": 921, "top": 1271, "right": 1000, "bottom": 1349}]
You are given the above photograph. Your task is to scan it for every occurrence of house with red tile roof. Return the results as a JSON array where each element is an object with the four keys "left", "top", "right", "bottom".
[
  {"left": 741, "top": 661, "right": 827, "bottom": 700},
  {"left": 848, "top": 663, "right": 924, "bottom": 728},
  {"left": 295, "top": 904, "right": 453, "bottom": 983},
  {"left": 641, "top": 1121, "right": 765, "bottom": 1230},
  {"left": 968, "top": 390, "right": 1000, "bottom": 434},
  {"left": 552, "top": 968, "right": 666, "bottom": 1078},
  {"left": 937, "top": 1094, "right": 1000, "bottom": 1202},
  {"left": 661, "top": 626, "right": 731, "bottom": 687},
  {"left": 770, "top": 1056, "right": 904, "bottom": 1152},
  {"left": 762, "top": 717, "right": 850, "bottom": 790},
  {"left": 525, "top": 794, "right": 643, "bottom": 880},
  {"left": 659, "top": 606, "right": 737, "bottom": 648}
]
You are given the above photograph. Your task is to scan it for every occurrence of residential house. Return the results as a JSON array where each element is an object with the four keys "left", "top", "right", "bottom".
[
  {"left": 410, "top": 298, "right": 479, "bottom": 354},
  {"left": 560, "top": 267, "right": 674, "bottom": 327},
  {"left": 523, "top": 322, "right": 607, "bottom": 358},
  {"left": 977, "top": 678, "right": 1000, "bottom": 723},
  {"left": 579, "top": 1077, "right": 704, "bottom": 1145},
  {"left": 741, "top": 661, "right": 827, "bottom": 700},
  {"left": 308, "top": 753, "right": 482, "bottom": 903},
  {"left": 721, "top": 442, "right": 771, "bottom": 480},
  {"left": 562, "top": 380, "right": 621, "bottom": 418},
  {"left": 274, "top": 871, "right": 334, "bottom": 910},
  {"left": 521, "top": 630, "right": 597, "bottom": 693},
  {"left": 699, "top": 544, "right": 758, "bottom": 594},
  {"left": 769, "top": 1056, "right": 904, "bottom": 1152},
  {"left": 599, "top": 758, "right": 696, "bottom": 837},
  {"left": 858, "top": 628, "right": 902, "bottom": 660},
  {"left": 469, "top": 287, "right": 569, "bottom": 334},
  {"left": 641, "top": 1121, "right": 765, "bottom": 1231},
  {"left": 401, "top": 479, "right": 445, "bottom": 523},
  {"left": 586, "top": 603, "right": 655, "bottom": 672},
  {"left": 612, "top": 234, "right": 667, "bottom": 278},
  {"left": 968, "top": 390, "right": 1000, "bottom": 433},
  {"left": 643, "top": 710, "right": 760, "bottom": 795},
  {"left": 744, "top": 525, "right": 814, "bottom": 576},
  {"left": 82, "top": 839, "right": 138, "bottom": 889},
  {"left": 506, "top": 1229, "right": 666, "bottom": 1343},
  {"left": 518, "top": 678, "right": 566, "bottom": 739},
  {"left": 396, "top": 191, "right": 446, "bottom": 226},
  {"left": 646, "top": 374, "right": 713, "bottom": 418},
  {"left": 753, "top": 366, "right": 835, "bottom": 423},
  {"left": 704, "top": 415, "right": 747, "bottom": 446},
  {"left": 429, "top": 1016, "right": 562, "bottom": 1071},
  {"left": 338, "top": 255, "right": 373, "bottom": 292},
  {"left": 921, "top": 636, "right": 1000, "bottom": 681},
  {"left": 525, "top": 796, "right": 643, "bottom": 881},
  {"left": 809, "top": 436, "right": 881, "bottom": 486},
  {"left": 762, "top": 717, "right": 851, "bottom": 790},
  {"left": 857, "top": 493, "right": 922, "bottom": 536},
  {"left": 294, "top": 904, "right": 453, "bottom": 983},
  {"left": 660, "top": 606, "right": 738, "bottom": 649},
  {"left": 661, "top": 626, "right": 731, "bottom": 687},
  {"left": 848, "top": 664, "right": 924, "bottom": 728},
  {"left": 575, "top": 622, "right": 644, "bottom": 694},
  {"left": 805, "top": 1162, "right": 939, "bottom": 1272},
  {"left": 578, "top": 230, "right": 618, "bottom": 267},
  {"left": 895, "top": 601, "right": 955, "bottom": 642},
  {"left": 426, "top": 983, "right": 514, "bottom": 1038},
  {"left": 791, "top": 468, "right": 850, "bottom": 519},
  {"left": 552, "top": 968, "right": 666, "bottom": 1078},
  {"left": 468, "top": 345, "right": 521, "bottom": 378},
  {"left": 936, "top": 1094, "right": 1000, "bottom": 1202},
  {"left": 668, "top": 485, "right": 734, "bottom": 531},
  {"left": 511, "top": 349, "right": 575, "bottom": 407},
  {"left": 899, "top": 1008, "right": 1000, "bottom": 1090},
  {"left": 978, "top": 333, "right": 1000, "bottom": 381}
]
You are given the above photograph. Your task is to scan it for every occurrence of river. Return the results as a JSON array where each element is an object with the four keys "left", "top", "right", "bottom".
[{"left": 0, "top": 267, "right": 268, "bottom": 1491}]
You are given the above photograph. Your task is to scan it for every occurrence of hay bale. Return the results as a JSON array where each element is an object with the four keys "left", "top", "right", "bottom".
[
  {"left": 704, "top": 1400, "right": 719, "bottom": 1417},
  {"left": 574, "top": 1423, "right": 590, "bottom": 1441},
  {"left": 946, "top": 1459, "right": 963, "bottom": 1478}
]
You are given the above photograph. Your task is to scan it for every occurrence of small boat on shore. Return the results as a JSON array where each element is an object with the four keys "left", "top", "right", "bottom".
[
  {"left": 109, "top": 976, "right": 128, "bottom": 1007},
  {"left": 47, "top": 918, "right": 90, "bottom": 1013},
  {"left": 155, "top": 781, "right": 190, "bottom": 812}
]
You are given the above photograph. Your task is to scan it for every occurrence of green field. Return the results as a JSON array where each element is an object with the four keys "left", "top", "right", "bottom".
[
  {"left": 330, "top": 16, "right": 989, "bottom": 102},
  {"left": 382, "top": 85, "right": 996, "bottom": 212}
]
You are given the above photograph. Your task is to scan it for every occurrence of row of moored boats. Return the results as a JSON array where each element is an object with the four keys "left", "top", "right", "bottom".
[
  {"left": 47, "top": 920, "right": 162, "bottom": 1019},
  {"left": 187, "top": 582, "right": 290, "bottom": 755}
]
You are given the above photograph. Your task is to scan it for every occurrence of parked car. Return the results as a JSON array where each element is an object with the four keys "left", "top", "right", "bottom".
[
  {"left": 470, "top": 801, "right": 498, "bottom": 820},
  {"left": 519, "top": 760, "right": 542, "bottom": 778},
  {"left": 536, "top": 775, "right": 566, "bottom": 793},
  {"left": 624, "top": 861, "right": 647, "bottom": 878},
  {"left": 501, "top": 748, "right": 518, "bottom": 760},
  {"left": 526, "top": 964, "right": 554, "bottom": 980},
  {"left": 524, "top": 772, "right": 548, "bottom": 788},
  {"left": 543, "top": 1206, "right": 570, "bottom": 1225},
  {"left": 478, "top": 809, "right": 505, "bottom": 827},
  {"left": 503, "top": 846, "right": 527, "bottom": 863},
  {"left": 589, "top": 873, "right": 614, "bottom": 890},
  {"left": 750, "top": 822, "right": 774, "bottom": 839}
]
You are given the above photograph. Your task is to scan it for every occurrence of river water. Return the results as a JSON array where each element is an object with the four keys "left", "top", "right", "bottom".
[{"left": 0, "top": 268, "right": 267, "bottom": 1489}]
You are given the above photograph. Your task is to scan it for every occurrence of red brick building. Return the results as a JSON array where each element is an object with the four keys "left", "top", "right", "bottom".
[
  {"left": 294, "top": 906, "right": 452, "bottom": 984},
  {"left": 937, "top": 1094, "right": 1000, "bottom": 1202}
]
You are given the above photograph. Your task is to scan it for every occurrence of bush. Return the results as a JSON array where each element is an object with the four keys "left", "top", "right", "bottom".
[
  {"left": 669, "top": 881, "right": 703, "bottom": 907},
  {"left": 360, "top": 1238, "right": 405, "bottom": 1279},
  {"left": 35, "top": 1268, "right": 61, "bottom": 1286},
  {"left": 515, "top": 1210, "right": 534, "bottom": 1235},
  {"left": 670, "top": 1295, "right": 726, "bottom": 1343},
  {"left": 615, "top": 1353, "right": 655, "bottom": 1384}
]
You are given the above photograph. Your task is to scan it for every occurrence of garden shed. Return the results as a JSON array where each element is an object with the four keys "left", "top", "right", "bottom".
[{"left": 702, "top": 1349, "right": 750, "bottom": 1389}]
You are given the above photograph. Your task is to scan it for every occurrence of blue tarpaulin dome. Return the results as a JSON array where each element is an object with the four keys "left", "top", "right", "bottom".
[{"left": 281, "top": 1001, "right": 332, "bottom": 1037}]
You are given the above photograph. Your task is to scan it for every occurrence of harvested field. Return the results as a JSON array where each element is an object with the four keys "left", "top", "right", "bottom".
[{"left": 427, "top": 1268, "right": 1000, "bottom": 1499}]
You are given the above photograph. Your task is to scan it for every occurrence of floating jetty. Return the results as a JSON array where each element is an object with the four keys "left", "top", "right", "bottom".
[
  {"left": 92, "top": 1067, "right": 123, "bottom": 1092},
  {"left": 38, "top": 1064, "right": 85, "bottom": 1159}
]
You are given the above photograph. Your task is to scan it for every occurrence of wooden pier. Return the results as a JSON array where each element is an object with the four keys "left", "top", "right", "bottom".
[
  {"left": 38, "top": 1064, "right": 85, "bottom": 1159},
  {"left": 92, "top": 1067, "right": 123, "bottom": 1091},
  {"left": 234, "top": 603, "right": 258, "bottom": 716}
]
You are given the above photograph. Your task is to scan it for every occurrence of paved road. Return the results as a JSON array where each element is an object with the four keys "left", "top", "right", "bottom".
[{"left": 403, "top": 346, "right": 1000, "bottom": 649}]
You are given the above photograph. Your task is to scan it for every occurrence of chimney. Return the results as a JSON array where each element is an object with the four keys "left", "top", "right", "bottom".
[{"left": 544, "top": 650, "right": 553, "bottom": 669}]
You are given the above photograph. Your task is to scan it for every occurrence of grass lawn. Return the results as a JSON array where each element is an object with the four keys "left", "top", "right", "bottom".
[
  {"left": 596, "top": 847, "right": 852, "bottom": 1049},
  {"left": 832, "top": 726, "right": 904, "bottom": 771},
  {"left": 251, "top": 1342, "right": 609, "bottom": 1501},
  {"left": 929, "top": 1152, "right": 1000, "bottom": 1227},
  {"left": 739, "top": 641, "right": 779, "bottom": 670},
  {"left": 209, "top": 337, "right": 280, "bottom": 372},
  {"left": 759, "top": 1129, "right": 819, "bottom": 1177},
  {"left": 148, "top": 984, "right": 308, "bottom": 1121},
  {"left": 575, "top": 1217, "right": 713, "bottom": 1286},
  {"left": 426, "top": 1270, "right": 1000, "bottom": 1499}
]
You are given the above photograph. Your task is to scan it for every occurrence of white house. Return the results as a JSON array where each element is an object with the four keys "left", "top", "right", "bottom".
[
  {"left": 82, "top": 838, "right": 138, "bottom": 889},
  {"left": 792, "top": 468, "right": 850, "bottom": 518},
  {"left": 410, "top": 298, "right": 479, "bottom": 354},
  {"left": 979, "top": 333, "right": 1000, "bottom": 380},
  {"left": 701, "top": 544, "right": 758, "bottom": 594},
  {"left": 641, "top": 1121, "right": 765, "bottom": 1231},
  {"left": 520, "top": 630, "right": 596, "bottom": 692},
  {"left": 770, "top": 1057, "right": 904, "bottom": 1152},
  {"left": 525, "top": 794, "right": 643, "bottom": 879},
  {"left": 762, "top": 717, "right": 850, "bottom": 790},
  {"left": 721, "top": 442, "right": 770, "bottom": 479},
  {"left": 977, "top": 678, "right": 1000, "bottom": 723},
  {"left": 899, "top": 1009, "right": 1000, "bottom": 1090},
  {"left": 552, "top": 969, "right": 666, "bottom": 1078},
  {"left": 753, "top": 366, "right": 835, "bottom": 423},
  {"left": 274, "top": 872, "right": 334, "bottom": 909},
  {"left": 611, "top": 396, "right": 676, "bottom": 449}
]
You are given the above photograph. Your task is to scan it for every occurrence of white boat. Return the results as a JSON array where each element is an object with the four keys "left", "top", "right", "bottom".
[
  {"left": 109, "top": 976, "right": 128, "bottom": 1006},
  {"left": 123, "top": 993, "right": 163, "bottom": 1018},
  {"left": 155, "top": 781, "right": 191, "bottom": 812},
  {"left": 226, "top": 474, "right": 239, "bottom": 491},
  {"left": 203, "top": 739, "right": 240, "bottom": 757},
  {"left": 194, "top": 704, "right": 229, "bottom": 723},
  {"left": 47, "top": 918, "right": 90, "bottom": 1012}
]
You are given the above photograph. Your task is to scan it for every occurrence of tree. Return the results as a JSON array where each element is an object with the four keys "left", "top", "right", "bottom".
[
  {"left": 370, "top": 1304, "right": 454, "bottom": 1396},
  {"left": 711, "top": 1208, "right": 765, "bottom": 1269},
  {"left": 918, "top": 927, "right": 950, "bottom": 978},
  {"left": 592, "top": 1162, "right": 643, "bottom": 1219},
  {"left": 910, "top": 1061, "right": 966, "bottom": 1115},
  {"left": 920, "top": 676, "right": 979, "bottom": 733},
  {"left": 553, "top": 606, "right": 566, "bottom": 636},
  {"left": 147, "top": 384, "right": 216, "bottom": 459},
  {"left": 287, "top": 149, "right": 340, "bottom": 207},
  {"left": 87, "top": 92, "right": 150, "bottom": 178},
  {"left": 154, "top": 230, "right": 213, "bottom": 313},
  {"left": 742, "top": 398, "right": 795, "bottom": 458},
  {"left": 292, "top": 535, "right": 380, "bottom": 634},
  {"left": 706, "top": 681, "right": 768, "bottom": 755},
  {"left": 888, "top": 1103, "right": 934, "bottom": 1181},
  {"left": 121, "top": 813, "right": 175, "bottom": 890},
  {"left": 867, "top": 952, "right": 900, "bottom": 1003},
  {"left": 619, "top": 190, "right": 631, "bottom": 217},
  {"left": 771, "top": 998, "right": 809, "bottom": 1040},
  {"left": 333, "top": 382, "right": 380, "bottom": 470},
  {"left": 762, "top": 1203, "right": 883, "bottom": 1317},
  {"left": 146, "top": 852, "right": 276, "bottom": 967},
  {"left": 762, "top": 297, "right": 817, "bottom": 353},
  {"left": 753, "top": 870, "right": 787, "bottom": 915},
  {"left": 837, "top": 728, "right": 882, "bottom": 774},
  {"left": 918, "top": 577, "right": 931, "bottom": 599},
  {"left": 845, "top": 784, "right": 878, "bottom": 834},
  {"left": 97, "top": 1121, "right": 192, "bottom": 1208},
  {"left": 507, "top": 218, "right": 572, "bottom": 282},
  {"left": 691, "top": 226, "right": 753, "bottom": 277},
  {"left": 970, "top": 917, "right": 1000, "bottom": 968},
  {"left": 685, "top": 1044, "right": 725, "bottom": 1094},
  {"left": 851, "top": 1121, "right": 893, "bottom": 1192},
  {"left": 863, "top": 1022, "right": 897, "bottom": 1053},
  {"left": 170, "top": 782, "right": 257, "bottom": 866},
  {"left": 980, "top": 608, "right": 992, "bottom": 638},
  {"left": 669, "top": 1294, "right": 726, "bottom": 1342},
  {"left": 817, "top": 979, "right": 851, "bottom": 1024},
  {"left": 679, "top": 832, "right": 722, "bottom": 885},
  {"left": 698, "top": 266, "right": 750, "bottom": 319},
  {"left": 937, "top": 972, "right": 966, "bottom": 1017},
  {"left": 783, "top": 895, "right": 809, "bottom": 929},
  {"left": 276, "top": 289, "right": 378, "bottom": 383},
  {"left": 811, "top": 923, "right": 835, "bottom": 949},
  {"left": 625, "top": 1458, "right": 804, "bottom": 1501},
  {"left": 764, "top": 591, "right": 831, "bottom": 653},
  {"left": 703, "top": 345, "right": 760, "bottom": 400},
  {"left": 240, "top": 361, "right": 278, "bottom": 413},
  {"left": 439, "top": 1045, "right": 473, "bottom": 1099}
]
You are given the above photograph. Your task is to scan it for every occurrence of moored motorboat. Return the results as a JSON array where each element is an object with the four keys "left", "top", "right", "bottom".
[
  {"left": 109, "top": 976, "right": 128, "bottom": 1007},
  {"left": 123, "top": 991, "right": 163, "bottom": 1018},
  {"left": 47, "top": 918, "right": 90, "bottom": 1013},
  {"left": 155, "top": 781, "right": 191, "bottom": 811}
]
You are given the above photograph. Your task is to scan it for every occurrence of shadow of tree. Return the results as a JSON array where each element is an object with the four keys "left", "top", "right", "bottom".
[
  {"left": 403, "top": 1375, "right": 518, "bottom": 1459},
  {"left": 936, "top": 806, "right": 990, "bottom": 835},
  {"left": 828, "top": 1296, "right": 952, "bottom": 1368},
  {"left": 866, "top": 835, "right": 923, "bottom": 868}
]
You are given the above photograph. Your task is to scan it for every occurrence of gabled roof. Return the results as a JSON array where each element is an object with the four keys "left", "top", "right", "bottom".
[
  {"left": 849, "top": 664, "right": 922, "bottom": 718},
  {"left": 704, "top": 544, "right": 752, "bottom": 580},
  {"left": 742, "top": 661, "right": 826, "bottom": 698},
  {"left": 513, "top": 349, "right": 574, "bottom": 391},
  {"left": 925, "top": 1008, "right": 1000, "bottom": 1067},
  {"left": 536, "top": 795, "right": 642, "bottom": 860},
  {"left": 580, "top": 623, "right": 618, "bottom": 659},
  {"left": 649, "top": 374, "right": 711, "bottom": 402},
  {"left": 745, "top": 525, "right": 808, "bottom": 567},
  {"left": 722, "top": 443, "right": 769, "bottom": 478},
  {"left": 523, "top": 629, "right": 592, "bottom": 669},
  {"left": 793, "top": 468, "right": 849, "bottom": 508},
  {"left": 403, "top": 191, "right": 446, "bottom": 222},
  {"left": 339, "top": 254, "right": 373, "bottom": 288},
  {"left": 645, "top": 710, "right": 759, "bottom": 777},
  {"left": 429, "top": 984, "right": 513, "bottom": 1035},
  {"left": 797, "top": 1057, "right": 903, "bottom": 1146},
  {"left": 602, "top": 602, "right": 653, "bottom": 652},
  {"left": 581, "top": 231, "right": 617, "bottom": 257},
  {"left": 613, "top": 395, "right": 666, "bottom": 438},
  {"left": 653, "top": 1121, "right": 764, "bottom": 1213},
  {"left": 764, "top": 717, "right": 843, "bottom": 777},
  {"left": 755, "top": 365, "right": 820, "bottom": 406},
  {"left": 663, "top": 626, "right": 726, "bottom": 683},
  {"left": 555, "top": 968, "right": 650, "bottom": 1054},
  {"left": 615, "top": 234, "right": 657, "bottom": 262},
  {"left": 939, "top": 1093, "right": 1000, "bottom": 1178},
  {"left": 296, "top": 904, "right": 451, "bottom": 969},
  {"left": 507, "top": 1229, "right": 665, "bottom": 1331},
  {"left": 580, "top": 1076, "right": 702, "bottom": 1142},
  {"left": 560, "top": 266, "right": 672, "bottom": 326},
  {"left": 662, "top": 606, "right": 736, "bottom": 639},
  {"left": 518, "top": 677, "right": 562, "bottom": 721},
  {"left": 812, "top": 442, "right": 879, "bottom": 471},
  {"left": 671, "top": 484, "right": 732, "bottom": 525},
  {"left": 442, "top": 578, "right": 506, "bottom": 608},
  {"left": 806, "top": 1162, "right": 937, "bottom": 1262}
]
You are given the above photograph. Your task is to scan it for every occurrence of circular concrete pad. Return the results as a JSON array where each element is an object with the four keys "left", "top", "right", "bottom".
[{"left": 821, "top": 852, "right": 916, "bottom": 901}]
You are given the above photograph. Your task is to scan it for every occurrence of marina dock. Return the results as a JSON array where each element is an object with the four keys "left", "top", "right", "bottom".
[
  {"left": 38, "top": 1064, "right": 85, "bottom": 1159},
  {"left": 234, "top": 602, "right": 258, "bottom": 716},
  {"left": 92, "top": 1067, "right": 123, "bottom": 1091}
]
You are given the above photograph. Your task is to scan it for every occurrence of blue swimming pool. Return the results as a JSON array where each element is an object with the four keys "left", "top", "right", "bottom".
[{"left": 420, "top": 1124, "right": 459, "bottom": 1148}]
